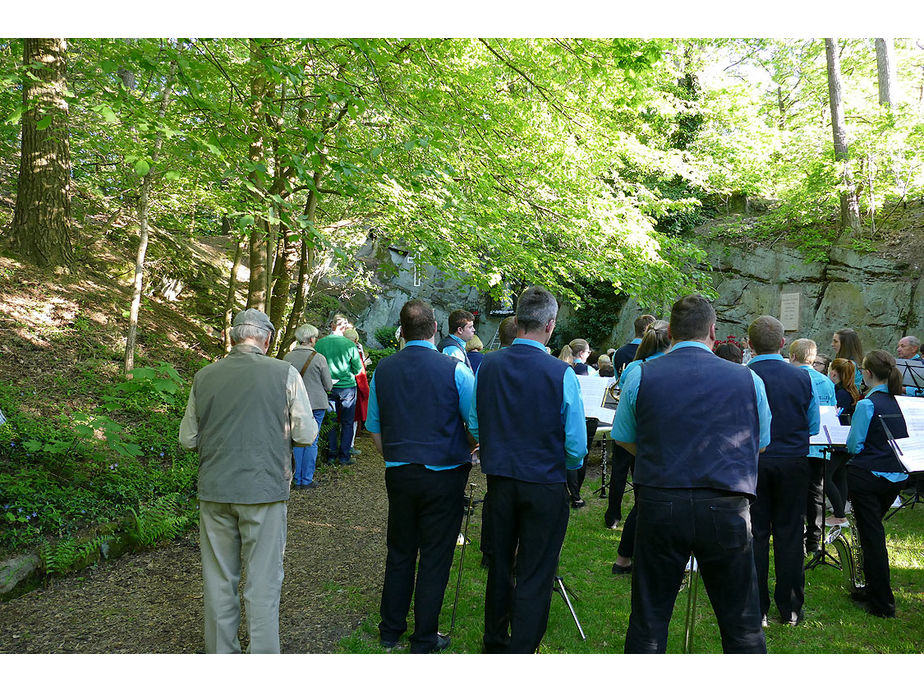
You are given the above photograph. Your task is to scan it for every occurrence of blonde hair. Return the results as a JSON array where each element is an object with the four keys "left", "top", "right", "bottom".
[
  {"left": 467, "top": 335, "right": 483, "bottom": 352},
  {"left": 788, "top": 338, "right": 817, "bottom": 365}
]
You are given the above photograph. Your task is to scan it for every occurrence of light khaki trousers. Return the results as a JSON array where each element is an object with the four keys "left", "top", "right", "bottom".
[{"left": 199, "top": 500, "right": 287, "bottom": 653}]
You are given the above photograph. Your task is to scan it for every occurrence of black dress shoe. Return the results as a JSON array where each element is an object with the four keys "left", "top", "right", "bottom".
[
  {"left": 849, "top": 588, "right": 869, "bottom": 603},
  {"left": 380, "top": 638, "right": 399, "bottom": 649},
  {"left": 571, "top": 498, "right": 586, "bottom": 509},
  {"left": 431, "top": 633, "right": 451, "bottom": 653},
  {"left": 855, "top": 600, "right": 895, "bottom": 618},
  {"left": 612, "top": 562, "right": 632, "bottom": 575}
]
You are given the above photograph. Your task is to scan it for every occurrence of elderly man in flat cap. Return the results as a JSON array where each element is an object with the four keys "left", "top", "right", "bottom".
[{"left": 180, "top": 308, "right": 316, "bottom": 653}]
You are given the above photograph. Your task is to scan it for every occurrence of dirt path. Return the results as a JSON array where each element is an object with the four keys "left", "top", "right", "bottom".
[{"left": 0, "top": 435, "right": 389, "bottom": 654}]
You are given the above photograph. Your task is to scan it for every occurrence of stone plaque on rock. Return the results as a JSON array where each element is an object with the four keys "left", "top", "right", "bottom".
[{"left": 780, "top": 292, "right": 800, "bottom": 331}]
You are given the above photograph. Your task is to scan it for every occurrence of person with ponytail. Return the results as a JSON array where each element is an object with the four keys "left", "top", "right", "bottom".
[
  {"left": 560, "top": 338, "right": 596, "bottom": 507},
  {"left": 560, "top": 338, "right": 595, "bottom": 376},
  {"left": 608, "top": 320, "right": 671, "bottom": 574},
  {"left": 832, "top": 328, "right": 865, "bottom": 391},
  {"left": 825, "top": 358, "right": 861, "bottom": 525},
  {"left": 845, "top": 350, "right": 909, "bottom": 618}
]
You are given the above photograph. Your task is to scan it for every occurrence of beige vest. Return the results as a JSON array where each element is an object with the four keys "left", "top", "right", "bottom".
[{"left": 193, "top": 344, "right": 294, "bottom": 503}]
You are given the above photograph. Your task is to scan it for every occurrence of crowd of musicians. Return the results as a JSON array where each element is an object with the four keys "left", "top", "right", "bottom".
[{"left": 180, "top": 290, "right": 919, "bottom": 654}]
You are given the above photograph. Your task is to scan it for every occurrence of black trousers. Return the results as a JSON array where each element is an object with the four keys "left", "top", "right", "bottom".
[
  {"left": 482, "top": 475, "right": 570, "bottom": 654},
  {"left": 847, "top": 466, "right": 904, "bottom": 616},
  {"left": 606, "top": 445, "right": 634, "bottom": 524},
  {"left": 616, "top": 502, "right": 638, "bottom": 559},
  {"left": 825, "top": 450, "right": 850, "bottom": 517},
  {"left": 624, "top": 486, "right": 766, "bottom": 654},
  {"left": 805, "top": 457, "right": 825, "bottom": 552},
  {"left": 566, "top": 419, "right": 597, "bottom": 502},
  {"left": 379, "top": 462, "right": 471, "bottom": 652},
  {"left": 750, "top": 456, "right": 810, "bottom": 621}
]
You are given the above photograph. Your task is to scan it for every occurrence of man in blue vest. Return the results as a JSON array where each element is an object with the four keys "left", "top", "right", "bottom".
[
  {"left": 747, "top": 316, "right": 820, "bottom": 626},
  {"left": 366, "top": 299, "right": 476, "bottom": 654},
  {"left": 471, "top": 285, "right": 587, "bottom": 654},
  {"left": 612, "top": 294, "right": 770, "bottom": 653},
  {"left": 612, "top": 313, "right": 655, "bottom": 375},
  {"left": 437, "top": 309, "right": 475, "bottom": 370}
]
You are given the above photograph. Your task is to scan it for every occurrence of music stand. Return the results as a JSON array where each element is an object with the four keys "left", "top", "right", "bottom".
[
  {"left": 805, "top": 442, "right": 844, "bottom": 571},
  {"left": 896, "top": 358, "right": 924, "bottom": 396},
  {"left": 552, "top": 574, "right": 586, "bottom": 641},
  {"left": 880, "top": 414, "right": 924, "bottom": 521},
  {"left": 593, "top": 382, "right": 619, "bottom": 498}
]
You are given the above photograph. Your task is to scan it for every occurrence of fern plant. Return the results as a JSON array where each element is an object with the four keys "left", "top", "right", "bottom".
[
  {"left": 127, "top": 494, "right": 195, "bottom": 548},
  {"left": 40, "top": 534, "right": 112, "bottom": 576}
]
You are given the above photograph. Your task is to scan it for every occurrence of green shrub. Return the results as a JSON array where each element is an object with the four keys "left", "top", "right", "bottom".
[
  {"left": 367, "top": 348, "right": 396, "bottom": 374},
  {"left": 373, "top": 325, "right": 399, "bottom": 350}
]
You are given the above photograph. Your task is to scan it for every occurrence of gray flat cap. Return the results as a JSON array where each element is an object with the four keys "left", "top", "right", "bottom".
[{"left": 232, "top": 308, "right": 275, "bottom": 333}]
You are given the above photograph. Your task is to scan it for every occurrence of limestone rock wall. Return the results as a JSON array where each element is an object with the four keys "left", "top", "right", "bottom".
[{"left": 611, "top": 239, "right": 922, "bottom": 358}]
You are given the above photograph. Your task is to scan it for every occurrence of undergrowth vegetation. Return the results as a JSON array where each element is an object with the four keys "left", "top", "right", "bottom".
[{"left": 0, "top": 361, "right": 200, "bottom": 571}]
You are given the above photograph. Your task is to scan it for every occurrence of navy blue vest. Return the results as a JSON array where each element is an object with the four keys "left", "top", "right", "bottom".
[
  {"left": 477, "top": 343, "right": 568, "bottom": 483},
  {"left": 748, "top": 358, "right": 813, "bottom": 458},
  {"left": 437, "top": 335, "right": 472, "bottom": 370},
  {"left": 373, "top": 345, "right": 471, "bottom": 467},
  {"left": 613, "top": 341, "right": 639, "bottom": 373},
  {"left": 572, "top": 362, "right": 589, "bottom": 376},
  {"left": 850, "top": 391, "right": 908, "bottom": 474},
  {"left": 635, "top": 346, "right": 760, "bottom": 495}
]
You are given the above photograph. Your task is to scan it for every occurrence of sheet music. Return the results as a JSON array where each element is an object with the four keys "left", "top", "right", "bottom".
[
  {"left": 893, "top": 397, "right": 924, "bottom": 473},
  {"left": 576, "top": 375, "right": 616, "bottom": 425},
  {"left": 809, "top": 405, "right": 850, "bottom": 446}
]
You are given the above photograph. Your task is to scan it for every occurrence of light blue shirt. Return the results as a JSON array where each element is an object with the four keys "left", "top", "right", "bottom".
[
  {"left": 748, "top": 353, "right": 821, "bottom": 437},
  {"left": 469, "top": 337, "right": 588, "bottom": 469},
  {"left": 441, "top": 333, "right": 468, "bottom": 366},
  {"left": 618, "top": 350, "right": 666, "bottom": 389},
  {"left": 612, "top": 341, "right": 772, "bottom": 450},
  {"left": 800, "top": 364, "right": 836, "bottom": 459},
  {"left": 846, "top": 384, "right": 909, "bottom": 482},
  {"left": 366, "top": 340, "right": 476, "bottom": 471}
]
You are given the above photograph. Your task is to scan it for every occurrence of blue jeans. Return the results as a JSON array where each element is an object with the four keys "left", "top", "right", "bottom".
[
  {"left": 293, "top": 409, "right": 327, "bottom": 485},
  {"left": 327, "top": 386, "right": 357, "bottom": 463}
]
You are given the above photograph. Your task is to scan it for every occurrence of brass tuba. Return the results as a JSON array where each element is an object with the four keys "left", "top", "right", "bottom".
[{"left": 826, "top": 523, "right": 865, "bottom": 595}]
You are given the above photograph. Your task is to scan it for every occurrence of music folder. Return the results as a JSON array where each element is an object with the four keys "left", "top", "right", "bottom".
[
  {"left": 576, "top": 375, "right": 616, "bottom": 425},
  {"left": 890, "top": 397, "right": 924, "bottom": 473},
  {"left": 809, "top": 405, "right": 849, "bottom": 447}
]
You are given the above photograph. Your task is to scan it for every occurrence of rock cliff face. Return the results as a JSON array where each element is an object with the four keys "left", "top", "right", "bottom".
[
  {"left": 347, "top": 230, "right": 923, "bottom": 359},
  {"left": 610, "top": 238, "right": 922, "bottom": 357},
  {"left": 351, "top": 237, "right": 510, "bottom": 349}
]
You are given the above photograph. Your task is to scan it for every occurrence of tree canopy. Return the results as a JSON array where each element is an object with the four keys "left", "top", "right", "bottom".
[{"left": 2, "top": 37, "right": 924, "bottom": 328}]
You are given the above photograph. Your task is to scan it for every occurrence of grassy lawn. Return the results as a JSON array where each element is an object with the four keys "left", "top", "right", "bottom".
[{"left": 339, "top": 471, "right": 924, "bottom": 654}]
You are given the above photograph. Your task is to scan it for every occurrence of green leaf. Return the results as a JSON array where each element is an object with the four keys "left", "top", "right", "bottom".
[
  {"left": 135, "top": 160, "right": 151, "bottom": 177},
  {"left": 35, "top": 115, "right": 52, "bottom": 130},
  {"left": 100, "top": 106, "right": 118, "bottom": 124}
]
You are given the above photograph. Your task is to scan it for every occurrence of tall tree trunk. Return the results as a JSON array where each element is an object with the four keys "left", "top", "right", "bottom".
[
  {"left": 875, "top": 38, "right": 898, "bottom": 107},
  {"left": 276, "top": 171, "right": 323, "bottom": 355},
  {"left": 824, "top": 38, "right": 863, "bottom": 236},
  {"left": 223, "top": 228, "right": 243, "bottom": 354},
  {"left": 276, "top": 237, "right": 311, "bottom": 356},
  {"left": 268, "top": 232, "right": 291, "bottom": 344},
  {"left": 124, "top": 57, "right": 179, "bottom": 376},
  {"left": 246, "top": 39, "right": 269, "bottom": 310},
  {"left": 10, "top": 38, "right": 73, "bottom": 267}
]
